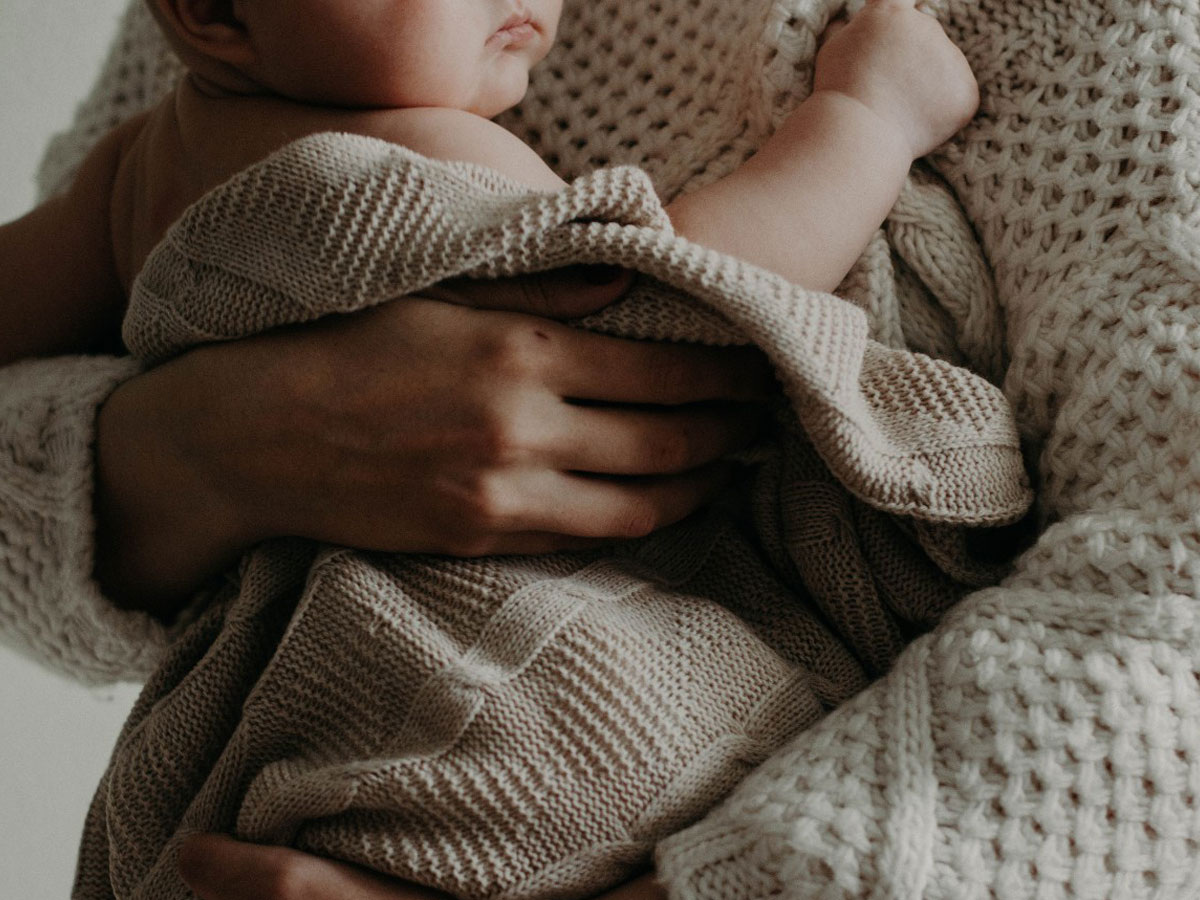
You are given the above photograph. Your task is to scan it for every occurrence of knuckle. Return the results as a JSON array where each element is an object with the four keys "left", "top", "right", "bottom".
[
  {"left": 647, "top": 428, "right": 694, "bottom": 472},
  {"left": 476, "top": 324, "right": 546, "bottom": 380},
  {"left": 472, "top": 406, "right": 530, "bottom": 465},
  {"left": 521, "top": 273, "right": 560, "bottom": 317},
  {"left": 260, "top": 857, "right": 315, "bottom": 900},
  {"left": 455, "top": 472, "right": 513, "bottom": 531},
  {"left": 614, "top": 499, "right": 662, "bottom": 539}
]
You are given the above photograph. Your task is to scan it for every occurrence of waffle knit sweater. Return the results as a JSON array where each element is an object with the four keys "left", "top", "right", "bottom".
[{"left": 3, "top": 0, "right": 1198, "bottom": 898}]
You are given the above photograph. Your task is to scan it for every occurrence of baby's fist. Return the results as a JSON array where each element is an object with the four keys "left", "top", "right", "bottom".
[{"left": 814, "top": 0, "right": 979, "bottom": 158}]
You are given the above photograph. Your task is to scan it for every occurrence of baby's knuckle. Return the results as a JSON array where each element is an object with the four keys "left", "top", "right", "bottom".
[{"left": 520, "top": 273, "right": 564, "bottom": 317}]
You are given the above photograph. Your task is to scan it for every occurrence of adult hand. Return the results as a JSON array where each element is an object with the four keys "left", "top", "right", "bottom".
[
  {"left": 177, "top": 834, "right": 670, "bottom": 900},
  {"left": 95, "top": 269, "right": 771, "bottom": 616}
]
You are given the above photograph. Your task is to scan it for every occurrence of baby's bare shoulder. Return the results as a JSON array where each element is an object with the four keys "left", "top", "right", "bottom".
[
  {"left": 347, "top": 107, "right": 565, "bottom": 191},
  {"left": 170, "top": 79, "right": 564, "bottom": 192}
]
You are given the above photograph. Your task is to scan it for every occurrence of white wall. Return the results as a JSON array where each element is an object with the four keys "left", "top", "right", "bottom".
[{"left": 1, "top": 2, "right": 143, "bottom": 898}]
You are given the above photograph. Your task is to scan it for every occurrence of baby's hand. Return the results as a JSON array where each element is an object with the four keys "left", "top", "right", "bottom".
[{"left": 814, "top": 0, "right": 979, "bottom": 159}]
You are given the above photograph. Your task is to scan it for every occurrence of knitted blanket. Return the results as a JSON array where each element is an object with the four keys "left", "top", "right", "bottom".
[
  {"left": 75, "top": 117, "right": 1030, "bottom": 900},
  {"left": 68, "top": 3, "right": 1040, "bottom": 899},
  {"left": 654, "top": 1, "right": 1200, "bottom": 898},
  {"left": 52, "top": 0, "right": 1200, "bottom": 898}
]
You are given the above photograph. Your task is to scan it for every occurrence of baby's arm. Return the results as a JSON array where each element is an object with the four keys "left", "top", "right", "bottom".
[
  {"left": 667, "top": 0, "right": 979, "bottom": 292},
  {"left": 377, "top": 2, "right": 975, "bottom": 297},
  {"left": 0, "top": 123, "right": 129, "bottom": 367}
]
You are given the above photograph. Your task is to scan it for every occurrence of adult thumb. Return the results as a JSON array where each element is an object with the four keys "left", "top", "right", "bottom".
[
  {"left": 421, "top": 265, "right": 633, "bottom": 319},
  {"left": 178, "top": 833, "right": 451, "bottom": 900}
]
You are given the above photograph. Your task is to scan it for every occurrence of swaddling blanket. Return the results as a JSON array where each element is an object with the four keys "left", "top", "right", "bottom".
[
  {"left": 73, "top": 109, "right": 1030, "bottom": 900},
  {"left": 9, "top": 0, "right": 1197, "bottom": 896}
]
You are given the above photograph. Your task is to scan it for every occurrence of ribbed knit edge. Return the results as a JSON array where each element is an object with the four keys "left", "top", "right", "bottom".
[{"left": 0, "top": 353, "right": 179, "bottom": 684}]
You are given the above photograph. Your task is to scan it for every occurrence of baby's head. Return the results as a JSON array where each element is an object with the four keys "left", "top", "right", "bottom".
[{"left": 145, "top": 0, "right": 562, "bottom": 116}]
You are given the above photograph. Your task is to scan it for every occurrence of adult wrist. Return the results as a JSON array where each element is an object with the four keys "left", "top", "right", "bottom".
[{"left": 94, "top": 352, "right": 255, "bottom": 618}]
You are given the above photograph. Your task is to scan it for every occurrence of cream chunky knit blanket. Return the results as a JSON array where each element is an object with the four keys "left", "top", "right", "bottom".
[
  {"left": 0, "top": 0, "right": 1192, "bottom": 898},
  {"left": 73, "top": 8, "right": 1033, "bottom": 899}
]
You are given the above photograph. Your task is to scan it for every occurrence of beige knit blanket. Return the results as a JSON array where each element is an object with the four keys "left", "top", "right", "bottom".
[
  {"left": 68, "top": 3, "right": 1037, "bottom": 898},
  {"left": 76, "top": 126, "right": 1030, "bottom": 900},
  {"left": 55, "top": 0, "right": 1200, "bottom": 897}
]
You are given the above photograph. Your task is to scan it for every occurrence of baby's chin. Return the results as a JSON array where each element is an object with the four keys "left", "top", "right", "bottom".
[{"left": 467, "top": 68, "right": 533, "bottom": 119}]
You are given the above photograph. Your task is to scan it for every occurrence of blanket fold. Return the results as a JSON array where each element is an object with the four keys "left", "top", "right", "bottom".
[
  {"left": 126, "top": 140, "right": 1029, "bottom": 526},
  {"left": 79, "top": 105, "right": 1029, "bottom": 900},
  {"left": 655, "top": 0, "right": 1200, "bottom": 897}
]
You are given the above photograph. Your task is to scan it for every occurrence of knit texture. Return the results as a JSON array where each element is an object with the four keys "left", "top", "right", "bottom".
[
  {"left": 25, "top": 0, "right": 1200, "bottom": 896},
  {"left": 0, "top": 353, "right": 177, "bottom": 683},
  {"left": 56, "top": 3, "right": 1036, "bottom": 900},
  {"left": 656, "top": 0, "right": 1200, "bottom": 897},
  {"left": 76, "top": 94, "right": 1030, "bottom": 900}
]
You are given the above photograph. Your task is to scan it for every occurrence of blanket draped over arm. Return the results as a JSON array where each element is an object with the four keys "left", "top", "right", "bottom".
[
  {"left": 18, "top": 0, "right": 1200, "bottom": 897},
  {"left": 76, "top": 128, "right": 1029, "bottom": 899}
]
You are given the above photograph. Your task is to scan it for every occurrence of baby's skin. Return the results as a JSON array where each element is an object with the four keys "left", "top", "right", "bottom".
[
  {"left": 0, "top": 5, "right": 978, "bottom": 899},
  {"left": 0, "top": 0, "right": 976, "bottom": 367}
]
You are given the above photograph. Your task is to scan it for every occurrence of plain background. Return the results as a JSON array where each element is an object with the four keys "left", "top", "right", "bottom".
[{"left": 1, "top": 1, "right": 144, "bottom": 897}]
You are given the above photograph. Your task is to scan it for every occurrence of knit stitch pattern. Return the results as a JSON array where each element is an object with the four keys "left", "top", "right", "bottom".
[
  {"left": 656, "top": 0, "right": 1200, "bottom": 897},
  {"left": 75, "top": 115, "right": 1028, "bottom": 900},
  {"left": 0, "top": 354, "right": 171, "bottom": 683},
  {"left": 58, "top": 3, "right": 1035, "bottom": 899}
]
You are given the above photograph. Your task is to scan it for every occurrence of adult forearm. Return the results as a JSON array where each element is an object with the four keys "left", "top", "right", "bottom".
[
  {"left": 666, "top": 90, "right": 911, "bottom": 293},
  {"left": 91, "top": 288, "right": 768, "bottom": 619},
  {"left": 94, "top": 362, "right": 250, "bottom": 618}
]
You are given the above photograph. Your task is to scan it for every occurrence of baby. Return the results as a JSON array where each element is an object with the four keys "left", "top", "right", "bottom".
[
  {"left": 0, "top": 0, "right": 977, "bottom": 366},
  {"left": 9, "top": 2, "right": 981, "bottom": 899}
]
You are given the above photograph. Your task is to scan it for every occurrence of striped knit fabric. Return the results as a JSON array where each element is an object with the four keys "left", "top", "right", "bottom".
[
  {"left": 55, "top": 2, "right": 1035, "bottom": 899},
  {"left": 17, "top": 0, "right": 1198, "bottom": 897}
]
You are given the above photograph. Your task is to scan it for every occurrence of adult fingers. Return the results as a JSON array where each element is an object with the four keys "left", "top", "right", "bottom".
[
  {"left": 545, "top": 401, "right": 764, "bottom": 474},
  {"left": 423, "top": 265, "right": 634, "bottom": 318},
  {"left": 414, "top": 284, "right": 774, "bottom": 405},
  {"left": 178, "top": 834, "right": 450, "bottom": 900},
  {"left": 820, "top": 13, "right": 848, "bottom": 43},
  {"left": 492, "top": 464, "right": 735, "bottom": 541},
  {"left": 545, "top": 329, "right": 775, "bottom": 405}
]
